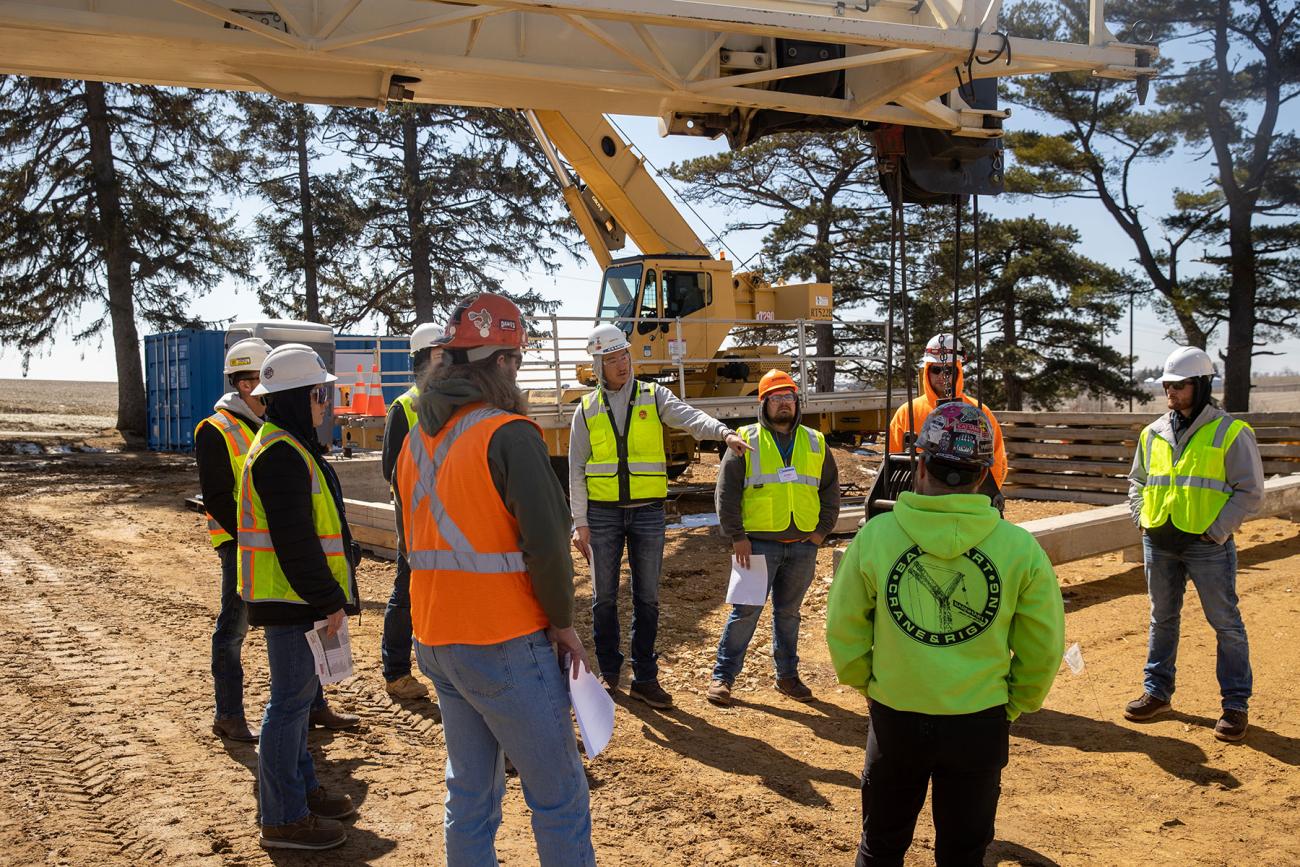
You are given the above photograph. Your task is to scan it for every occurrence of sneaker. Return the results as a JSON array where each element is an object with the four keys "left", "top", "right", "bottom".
[
  {"left": 706, "top": 679, "right": 732, "bottom": 707},
  {"left": 385, "top": 674, "right": 430, "bottom": 700},
  {"left": 259, "top": 814, "right": 346, "bottom": 850},
  {"left": 1214, "top": 709, "right": 1249, "bottom": 743},
  {"left": 1123, "top": 693, "right": 1172, "bottom": 721},
  {"left": 211, "top": 716, "right": 259, "bottom": 742},
  {"left": 629, "top": 679, "right": 673, "bottom": 709},
  {"left": 776, "top": 676, "right": 814, "bottom": 703},
  {"left": 306, "top": 786, "right": 356, "bottom": 820},
  {"left": 309, "top": 706, "right": 360, "bottom": 730},
  {"left": 598, "top": 671, "right": 620, "bottom": 692}
]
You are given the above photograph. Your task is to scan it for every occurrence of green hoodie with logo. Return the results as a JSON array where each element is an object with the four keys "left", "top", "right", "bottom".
[{"left": 826, "top": 491, "right": 1064, "bottom": 720}]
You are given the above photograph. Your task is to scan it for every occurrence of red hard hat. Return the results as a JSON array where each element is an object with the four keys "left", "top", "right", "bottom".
[
  {"left": 440, "top": 293, "right": 527, "bottom": 360},
  {"left": 757, "top": 369, "right": 798, "bottom": 400}
]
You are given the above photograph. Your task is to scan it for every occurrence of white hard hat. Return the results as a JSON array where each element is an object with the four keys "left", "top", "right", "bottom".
[
  {"left": 223, "top": 338, "right": 271, "bottom": 375},
  {"left": 922, "top": 333, "right": 965, "bottom": 366},
  {"left": 1159, "top": 346, "right": 1215, "bottom": 382},
  {"left": 251, "top": 343, "right": 337, "bottom": 396},
  {"left": 410, "top": 322, "right": 444, "bottom": 354},
  {"left": 586, "top": 323, "right": 631, "bottom": 357}
]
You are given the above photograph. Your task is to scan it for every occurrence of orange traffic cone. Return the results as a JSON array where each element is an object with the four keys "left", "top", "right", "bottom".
[
  {"left": 348, "top": 364, "right": 367, "bottom": 416},
  {"left": 366, "top": 364, "right": 387, "bottom": 417}
]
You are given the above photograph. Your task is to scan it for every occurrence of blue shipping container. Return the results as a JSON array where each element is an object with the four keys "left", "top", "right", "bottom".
[{"left": 146, "top": 329, "right": 227, "bottom": 452}]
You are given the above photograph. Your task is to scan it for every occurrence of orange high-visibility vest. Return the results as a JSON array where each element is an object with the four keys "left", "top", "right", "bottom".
[
  {"left": 194, "top": 408, "right": 256, "bottom": 548},
  {"left": 395, "top": 402, "right": 549, "bottom": 646}
]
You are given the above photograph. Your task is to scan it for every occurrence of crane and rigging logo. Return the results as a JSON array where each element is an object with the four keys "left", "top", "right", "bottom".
[{"left": 884, "top": 545, "right": 1001, "bottom": 646}]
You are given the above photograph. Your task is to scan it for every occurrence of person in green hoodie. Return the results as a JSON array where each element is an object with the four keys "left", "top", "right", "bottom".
[{"left": 827, "top": 402, "right": 1064, "bottom": 867}]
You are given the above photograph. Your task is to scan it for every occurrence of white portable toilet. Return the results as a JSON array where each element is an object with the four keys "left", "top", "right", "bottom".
[{"left": 225, "top": 320, "right": 336, "bottom": 448}]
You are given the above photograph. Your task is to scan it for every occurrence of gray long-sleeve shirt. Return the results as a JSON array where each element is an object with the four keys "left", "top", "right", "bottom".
[
  {"left": 1127, "top": 404, "right": 1264, "bottom": 545},
  {"left": 716, "top": 410, "right": 840, "bottom": 542},
  {"left": 569, "top": 378, "right": 732, "bottom": 527}
]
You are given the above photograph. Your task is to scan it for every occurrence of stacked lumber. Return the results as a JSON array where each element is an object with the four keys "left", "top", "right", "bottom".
[
  {"left": 345, "top": 498, "right": 398, "bottom": 561},
  {"left": 1000, "top": 411, "right": 1300, "bottom": 505}
]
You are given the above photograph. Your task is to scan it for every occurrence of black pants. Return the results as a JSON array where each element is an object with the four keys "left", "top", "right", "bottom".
[{"left": 857, "top": 700, "right": 1009, "bottom": 867}]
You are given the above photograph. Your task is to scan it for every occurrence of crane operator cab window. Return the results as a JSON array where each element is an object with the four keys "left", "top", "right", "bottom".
[
  {"left": 598, "top": 262, "right": 642, "bottom": 336},
  {"left": 663, "top": 270, "right": 711, "bottom": 321},
  {"left": 637, "top": 270, "right": 660, "bottom": 335}
]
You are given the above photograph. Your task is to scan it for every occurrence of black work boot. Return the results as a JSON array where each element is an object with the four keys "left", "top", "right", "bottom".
[
  {"left": 1123, "top": 693, "right": 1172, "bottom": 721},
  {"left": 629, "top": 679, "right": 673, "bottom": 709}
]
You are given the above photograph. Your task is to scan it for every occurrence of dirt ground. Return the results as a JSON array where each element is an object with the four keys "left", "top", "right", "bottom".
[{"left": 2, "top": 392, "right": 1299, "bottom": 866}]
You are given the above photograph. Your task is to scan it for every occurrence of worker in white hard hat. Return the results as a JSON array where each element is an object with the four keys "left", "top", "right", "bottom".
[
  {"left": 195, "top": 337, "right": 271, "bottom": 743},
  {"left": 238, "top": 343, "right": 363, "bottom": 851},
  {"left": 378, "top": 323, "right": 444, "bottom": 700},
  {"left": 1124, "top": 346, "right": 1263, "bottom": 743},
  {"left": 887, "top": 332, "right": 1008, "bottom": 501},
  {"left": 569, "top": 322, "right": 752, "bottom": 708}
]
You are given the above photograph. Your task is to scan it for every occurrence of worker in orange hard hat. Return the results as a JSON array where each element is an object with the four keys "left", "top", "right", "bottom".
[
  {"left": 887, "top": 333, "right": 1008, "bottom": 500},
  {"left": 706, "top": 369, "right": 840, "bottom": 707}
]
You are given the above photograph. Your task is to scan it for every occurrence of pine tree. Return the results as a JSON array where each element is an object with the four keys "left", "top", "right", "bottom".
[{"left": 0, "top": 76, "right": 248, "bottom": 437}]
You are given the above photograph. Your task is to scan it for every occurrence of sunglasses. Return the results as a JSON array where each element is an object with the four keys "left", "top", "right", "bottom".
[
  {"left": 931, "top": 366, "right": 956, "bottom": 377},
  {"left": 766, "top": 393, "right": 798, "bottom": 403},
  {"left": 310, "top": 385, "right": 330, "bottom": 404}
]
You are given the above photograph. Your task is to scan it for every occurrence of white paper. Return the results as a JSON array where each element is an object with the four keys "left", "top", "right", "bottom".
[
  {"left": 1063, "top": 642, "right": 1085, "bottom": 675},
  {"left": 726, "top": 554, "right": 769, "bottom": 606},
  {"left": 568, "top": 660, "right": 616, "bottom": 760},
  {"left": 304, "top": 619, "right": 354, "bottom": 685}
]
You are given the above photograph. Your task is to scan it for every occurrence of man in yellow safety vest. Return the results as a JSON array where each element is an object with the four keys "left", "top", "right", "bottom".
[
  {"left": 379, "top": 321, "right": 443, "bottom": 700},
  {"left": 1125, "top": 346, "right": 1263, "bottom": 742},
  {"left": 569, "top": 323, "right": 751, "bottom": 708},
  {"left": 196, "top": 337, "right": 270, "bottom": 742},
  {"left": 707, "top": 369, "right": 840, "bottom": 706}
]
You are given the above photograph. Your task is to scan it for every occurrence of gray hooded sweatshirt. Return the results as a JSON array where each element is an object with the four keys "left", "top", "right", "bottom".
[{"left": 1127, "top": 403, "right": 1264, "bottom": 546}]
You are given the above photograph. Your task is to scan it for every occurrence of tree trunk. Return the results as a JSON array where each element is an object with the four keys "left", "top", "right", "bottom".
[
  {"left": 403, "top": 111, "right": 433, "bottom": 322},
  {"left": 84, "top": 81, "right": 146, "bottom": 440},
  {"left": 1221, "top": 210, "right": 1257, "bottom": 412},
  {"left": 294, "top": 105, "right": 321, "bottom": 323},
  {"left": 1001, "top": 287, "right": 1022, "bottom": 411},
  {"left": 813, "top": 215, "right": 835, "bottom": 392}
]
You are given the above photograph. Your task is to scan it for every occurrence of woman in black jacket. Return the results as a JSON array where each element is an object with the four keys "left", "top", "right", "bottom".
[{"left": 240, "top": 344, "right": 361, "bottom": 851}]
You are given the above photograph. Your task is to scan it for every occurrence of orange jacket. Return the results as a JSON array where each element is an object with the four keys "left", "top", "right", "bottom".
[
  {"left": 886, "top": 360, "right": 1008, "bottom": 488},
  {"left": 396, "top": 403, "right": 550, "bottom": 646}
]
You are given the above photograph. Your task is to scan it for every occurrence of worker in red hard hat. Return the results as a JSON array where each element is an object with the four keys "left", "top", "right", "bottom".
[
  {"left": 887, "top": 332, "right": 1008, "bottom": 495},
  {"left": 396, "top": 292, "right": 595, "bottom": 865},
  {"left": 706, "top": 369, "right": 840, "bottom": 707}
]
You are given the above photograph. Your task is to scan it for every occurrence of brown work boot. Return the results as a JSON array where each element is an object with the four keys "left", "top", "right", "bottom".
[
  {"left": 1214, "top": 709, "right": 1249, "bottom": 743},
  {"left": 307, "top": 786, "right": 357, "bottom": 819},
  {"left": 1123, "top": 693, "right": 1172, "bottom": 721},
  {"left": 309, "top": 705, "right": 360, "bottom": 730},
  {"left": 776, "top": 676, "right": 814, "bottom": 703},
  {"left": 629, "top": 679, "right": 673, "bottom": 709},
  {"left": 385, "top": 674, "right": 429, "bottom": 700},
  {"left": 706, "top": 679, "right": 733, "bottom": 707},
  {"left": 598, "top": 671, "right": 620, "bottom": 692},
  {"left": 212, "top": 716, "right": 259, "bottom": 742},
  {"left": 259, "top": 814, "right": 346, "bottom": 850}
]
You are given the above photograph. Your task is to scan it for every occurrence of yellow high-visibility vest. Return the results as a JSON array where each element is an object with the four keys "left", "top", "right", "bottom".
[
  {"left": 395, "top": 385, "right": 419, "bottom": 432},
  {"left": 1140, "top": 416, "right": 1248, "bottom": 535},
  {"left": 237, "top": 422, "right": 352, "bottom": 605},
  {"left": 194, "top": 408, "right": 256, "bottom": 548},
  {"left": 581, "top": 380, "right": 667, "bottom": 503},
  {"left": 739, "top": 423, "right": 825, "bottom": 533}
]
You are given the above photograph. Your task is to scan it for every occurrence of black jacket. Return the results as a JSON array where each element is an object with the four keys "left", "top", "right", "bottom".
[
  {"left": 247, "top": 437, "right": 362, "bottom": 627},
  {"left": 195, "top": 400, "right": 262, "bottom": 551}
]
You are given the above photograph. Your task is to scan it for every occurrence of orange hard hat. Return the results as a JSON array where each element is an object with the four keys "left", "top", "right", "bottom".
[
  {"left": 757, "top": 369, "right": 798, "bottom": 400},
  {"left": 440, "top": 293, "right": 527, "bottom": 361}
]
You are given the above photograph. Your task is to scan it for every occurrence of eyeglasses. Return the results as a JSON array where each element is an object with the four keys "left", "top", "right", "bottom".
[
  {"left": 1163, "top": 381, "right": 1192, "bottom": 392},
  {"left": 931, "top": 366, "right": 956, "bottom": 378},
  {"left": 766, "top": 393, "right": 798, "bottom": 403},
  {"left": 310, "top": 385, "right": 330, "bottom": 404}
]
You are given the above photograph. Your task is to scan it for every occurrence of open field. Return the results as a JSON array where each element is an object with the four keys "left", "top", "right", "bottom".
[{"left": 0, "top": 390, "right": 1298, "bottom": 866}]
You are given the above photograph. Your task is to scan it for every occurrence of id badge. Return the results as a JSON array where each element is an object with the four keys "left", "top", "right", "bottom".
[{"left": 777, "top": 466, "right": 798, "bottom": 483}]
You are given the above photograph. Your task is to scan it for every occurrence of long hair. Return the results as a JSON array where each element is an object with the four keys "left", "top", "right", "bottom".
[{"left": 421, "top": 350, "right": 527, "bottom": 414}]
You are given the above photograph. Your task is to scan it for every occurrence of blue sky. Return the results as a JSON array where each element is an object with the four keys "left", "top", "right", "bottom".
[{"left": 3, "top": 69, "right": 1295, "bottom": 382}]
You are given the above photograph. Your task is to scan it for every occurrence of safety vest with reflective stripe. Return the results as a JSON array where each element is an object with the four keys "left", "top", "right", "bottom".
[
  {"left": 394, "top": 385, "right": 419, "bottom": 432},
  {"left": 194, "top": 408, "right": 256, "bottom": 548},
  {"left": 1139, "top": 416, "right": 1249, "bottom": 535},
  {"left": 581, "top": 380, "right": 667, "bottom": 503},
  {"left": 237, "top": 423, "right": 352, "bottom": 605},
  {"left": 739, "top": 423, "right": 826, "bottom": 534},
  {"left": 395, "top": 402, "right": 549, "bottom": 646}
]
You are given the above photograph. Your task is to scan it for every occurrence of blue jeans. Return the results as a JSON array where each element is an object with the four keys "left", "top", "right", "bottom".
[
  {"left": 589, "top": 501, "right": 665, "bottom": 684},
  {"left": 212, "top": 544, "right": 249, "bottom": 720},
  {"left": 415, "top": 633, "right": 594, "bottom": 867},
  {"left": 713, "top": 538, "right": 818, "bottom": 684},
  {"left": 259, "top": 624, "right": 322, "bottom": 827},
  {"left": 1143, "top": 535, "right": 1252, "bottom": 711},
  {"left": 382, "top": 550, "right": 414, "bottom": 682}
]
